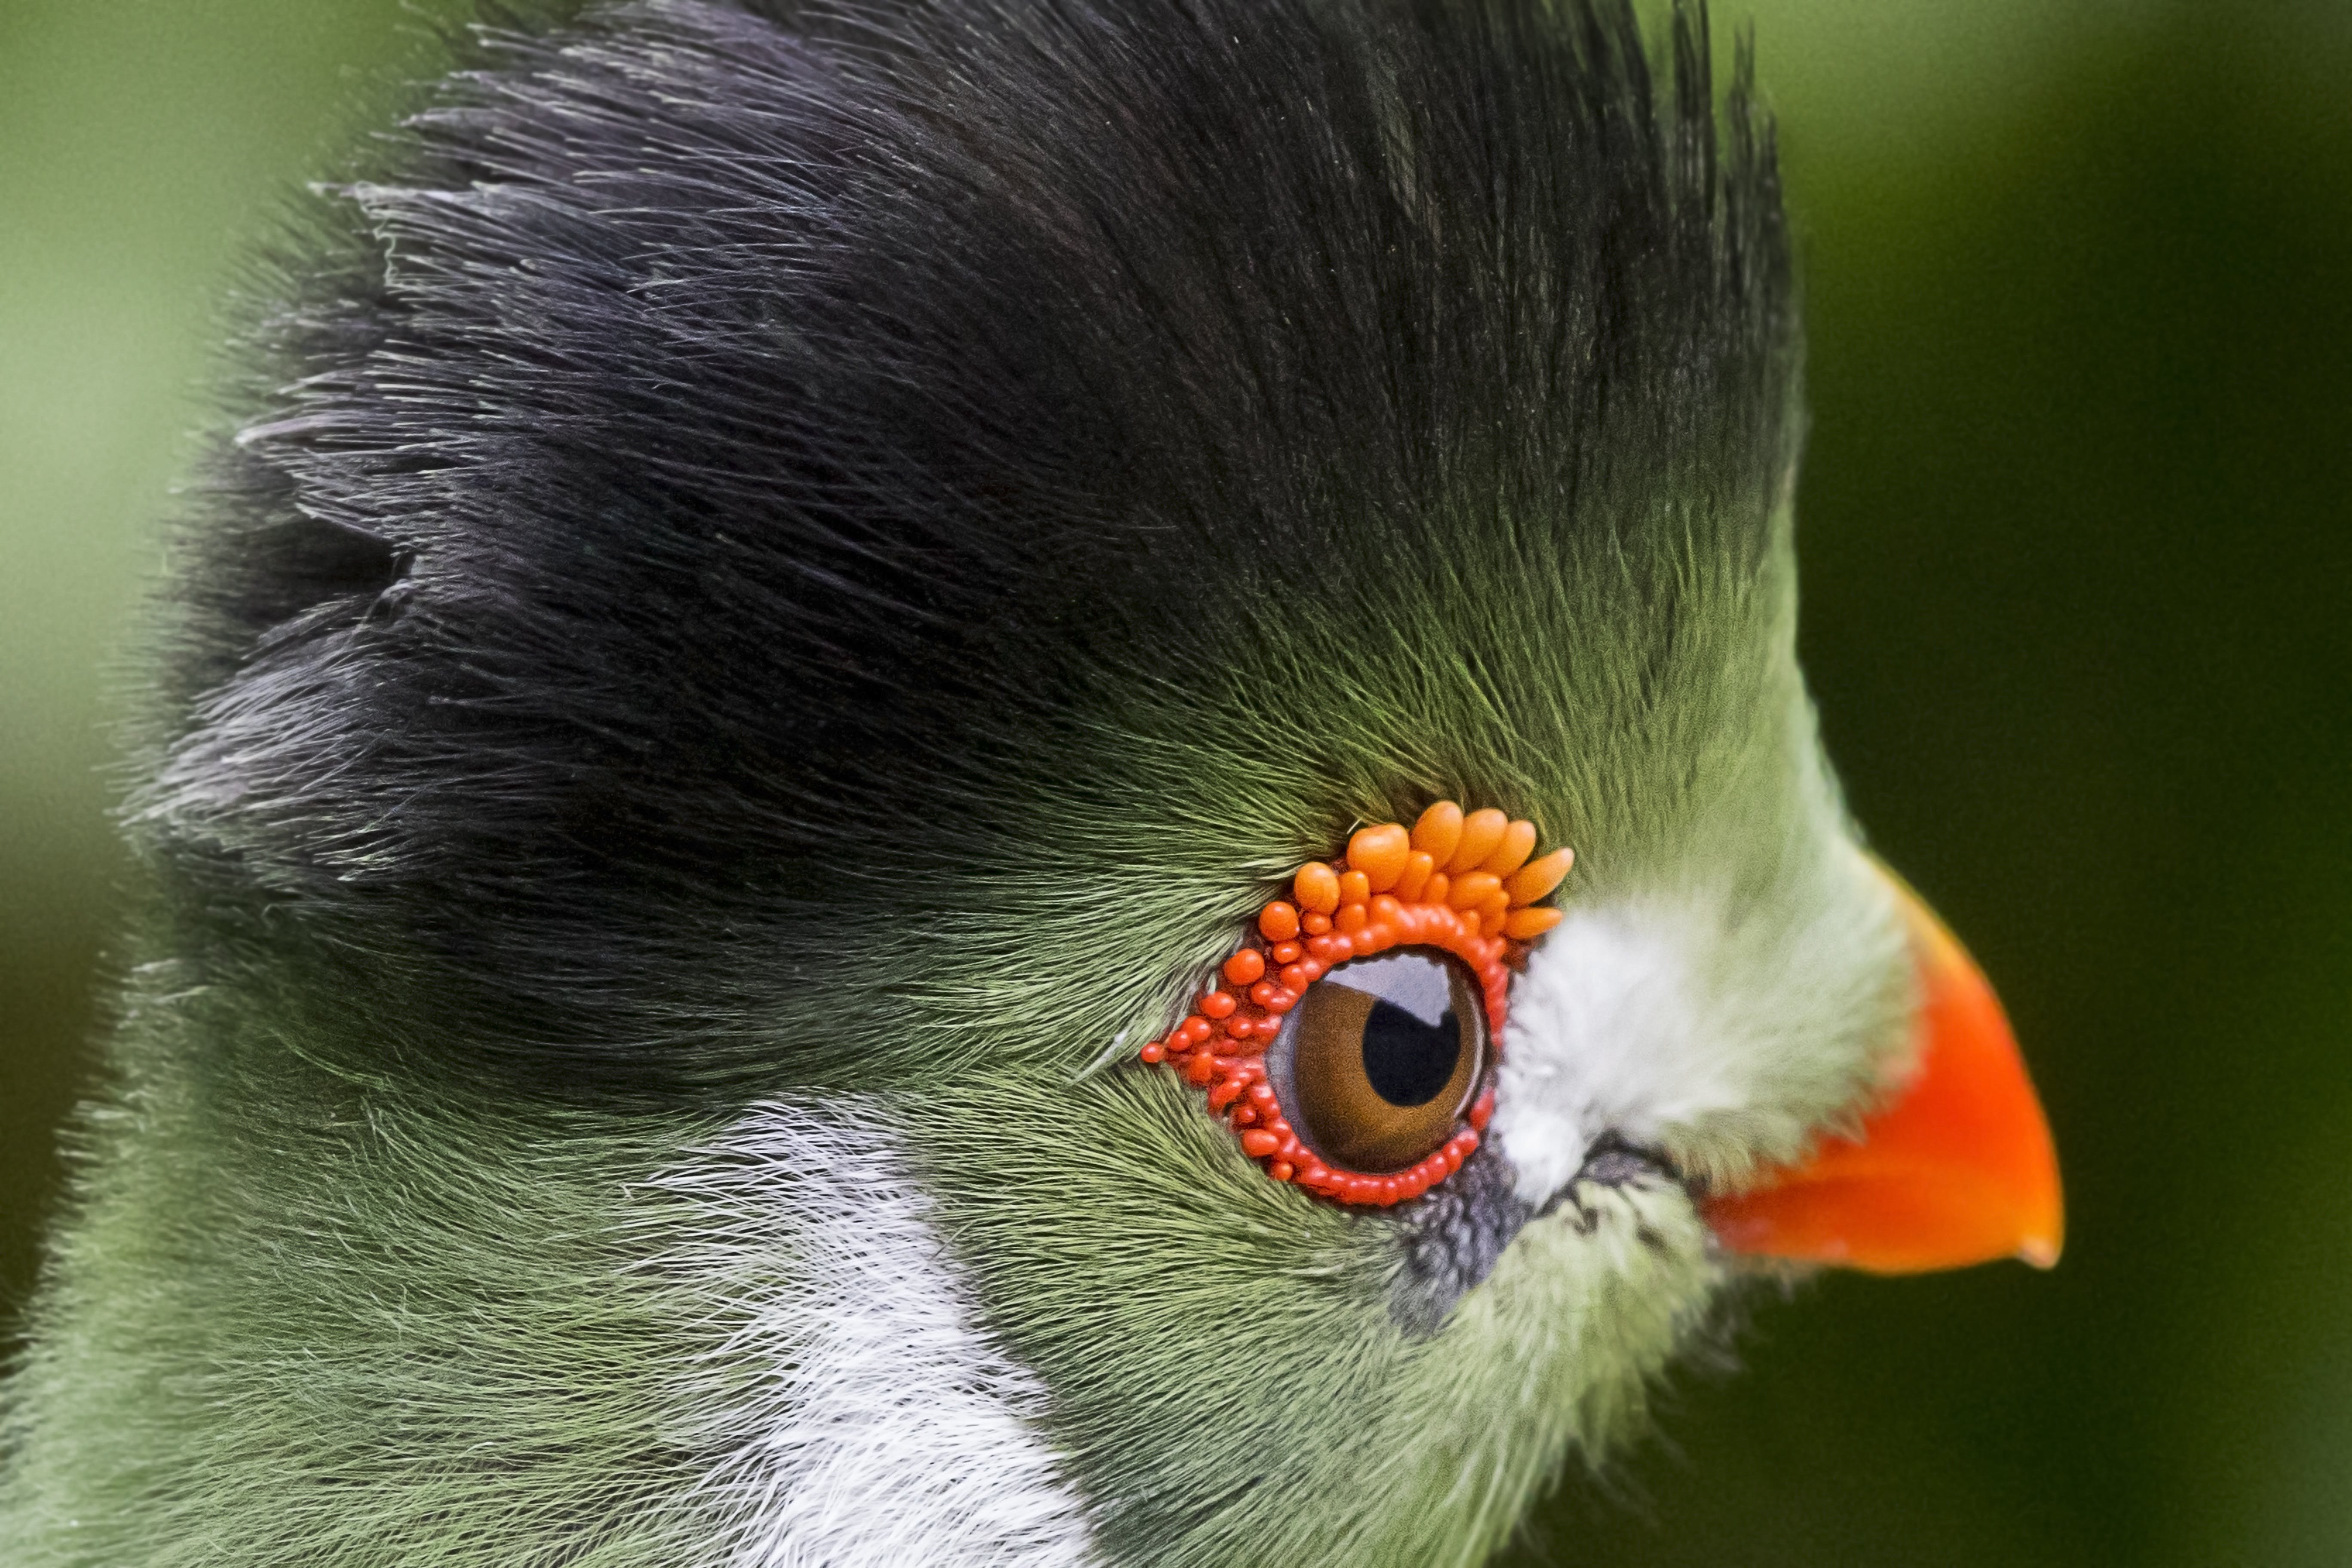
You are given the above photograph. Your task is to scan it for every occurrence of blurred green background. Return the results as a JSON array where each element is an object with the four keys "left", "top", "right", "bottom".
[{"left": 2, "top": 2, "right": 2346, "bottom": 1563}]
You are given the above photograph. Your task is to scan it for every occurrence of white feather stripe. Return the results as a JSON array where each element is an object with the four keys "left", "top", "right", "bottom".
[{"left": 643, "top": 1102, "right": 1100, "bottom": 1568}]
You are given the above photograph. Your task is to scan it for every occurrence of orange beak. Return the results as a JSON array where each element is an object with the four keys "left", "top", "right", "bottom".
[{"left": 1703, "top": 868, "right": 2064, "bottom": 1273}]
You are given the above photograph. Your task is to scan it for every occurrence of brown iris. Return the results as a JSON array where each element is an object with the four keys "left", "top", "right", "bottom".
[{"left": 1277, "top": 949, "right": 1488, "bottom": 1173}]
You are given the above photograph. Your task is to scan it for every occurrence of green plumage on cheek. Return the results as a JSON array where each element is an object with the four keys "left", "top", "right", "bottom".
[{"left": 910, "top": 1068, "right": 1721, "bottom": 1568}]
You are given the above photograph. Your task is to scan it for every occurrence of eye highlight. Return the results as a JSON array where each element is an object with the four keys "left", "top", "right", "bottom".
[{"left": 1137, "top": 801, "right": 1573, "bottom": 1207}]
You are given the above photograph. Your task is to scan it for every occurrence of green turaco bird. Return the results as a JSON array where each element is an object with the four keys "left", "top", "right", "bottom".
[{"left": 0, "top": 0, "right": 2063, "bottom": 1563}]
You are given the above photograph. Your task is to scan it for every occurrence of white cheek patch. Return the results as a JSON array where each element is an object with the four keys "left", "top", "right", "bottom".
[
  {"left": 1490, "top": 904, "right": 1728, "bottom": 1205},
  {"left": 647, "top": 1102, "right": 1099, "bottom": 1568},
  {"left": 1488, "top": 876, "right": 1899, "bottom": 1208}
]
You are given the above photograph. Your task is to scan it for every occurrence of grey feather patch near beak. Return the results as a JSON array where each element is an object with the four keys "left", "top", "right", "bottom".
[
  {"left": 1390, "top": 1137, "right": 1533, "bottom": 1337},
  {"left": 1389, "top": 1132, "right": 1688, "bottom": 1336}
]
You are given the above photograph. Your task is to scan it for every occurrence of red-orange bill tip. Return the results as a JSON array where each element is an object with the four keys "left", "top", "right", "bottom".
[{"left": 1702, "top": 867, "right": 2064, "bottom": 1275}]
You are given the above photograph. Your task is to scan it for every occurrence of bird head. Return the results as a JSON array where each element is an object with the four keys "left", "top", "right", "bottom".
[{"left": 2, "top": 0, "right": 2058, "bottom": 1564}]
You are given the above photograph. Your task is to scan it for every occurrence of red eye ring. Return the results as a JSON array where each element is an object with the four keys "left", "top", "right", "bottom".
[{"left": 1139, "top": 802, "right": 1574, "bottom": 1207}]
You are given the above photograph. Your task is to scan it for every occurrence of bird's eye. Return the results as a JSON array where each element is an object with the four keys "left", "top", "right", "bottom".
[
  {"left": 1279, "top": 950, "right": 1487, "bottom": 1173},
  {"left": 1138, "top": 801, "right": 1574, "bottom": 1206}
]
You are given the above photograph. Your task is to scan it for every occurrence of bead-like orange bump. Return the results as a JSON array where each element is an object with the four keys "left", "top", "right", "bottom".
[
  {"left": 1503, "top": 906, "right": 1564, "bottom": 940},
  {"left": 1259, "top": 901, "right": 1301, "bottom": 942},
  {"left": 1337, "top": 869, "right": 1371, "bottom": 908},
  {"left": 1200, "top": 989, "right": 1238, "bottom": 1019},
  {"left": 1450, "top": 808, "right": 1508, "bottom": 873},
  {"left": 1223, "top": 949, "right": 1266, "bottom": 986},
  {"left": 1448, "top": 870, "right": 1502, "bottom": 911},
  {"left": 1482, "top": 820, "right": 1538, "bottom": 877},
  {"left": 1394, "top": 850, "right": 1435, "bottom": 902},
  {"left": 1423, "top": 872, "right": 1449, "bottom": 908},
  {"left": 1412, "top": 801, "right": 1464, "bottom": 867},
  {"left": 1294, "top": 862, "right": 1341, "bottom": 914},
  {"left": 1506, "top": 847, "right": 1574, "bottom": 907},
  {"left": 1348, "top": 823, "right": 1412, "bottom": 891}
]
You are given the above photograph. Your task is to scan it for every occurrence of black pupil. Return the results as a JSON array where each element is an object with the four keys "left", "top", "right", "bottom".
[{"left": 1360, "top": 999, "right": 1461, "bottom": 1107}]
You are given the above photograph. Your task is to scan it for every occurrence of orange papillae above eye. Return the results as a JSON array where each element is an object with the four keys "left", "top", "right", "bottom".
[{"left": 1137, "top": 802, "right": 1574, "bottom": 1207}]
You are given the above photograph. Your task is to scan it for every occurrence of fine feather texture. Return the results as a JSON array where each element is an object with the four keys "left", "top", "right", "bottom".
[{"left": 0, "top": 2, "right": 1902, "bottom": 1564}]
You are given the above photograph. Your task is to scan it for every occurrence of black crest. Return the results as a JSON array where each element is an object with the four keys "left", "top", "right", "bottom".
[{"left": 142, "top": 0, "right": 1796, "bottom": 1093}]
